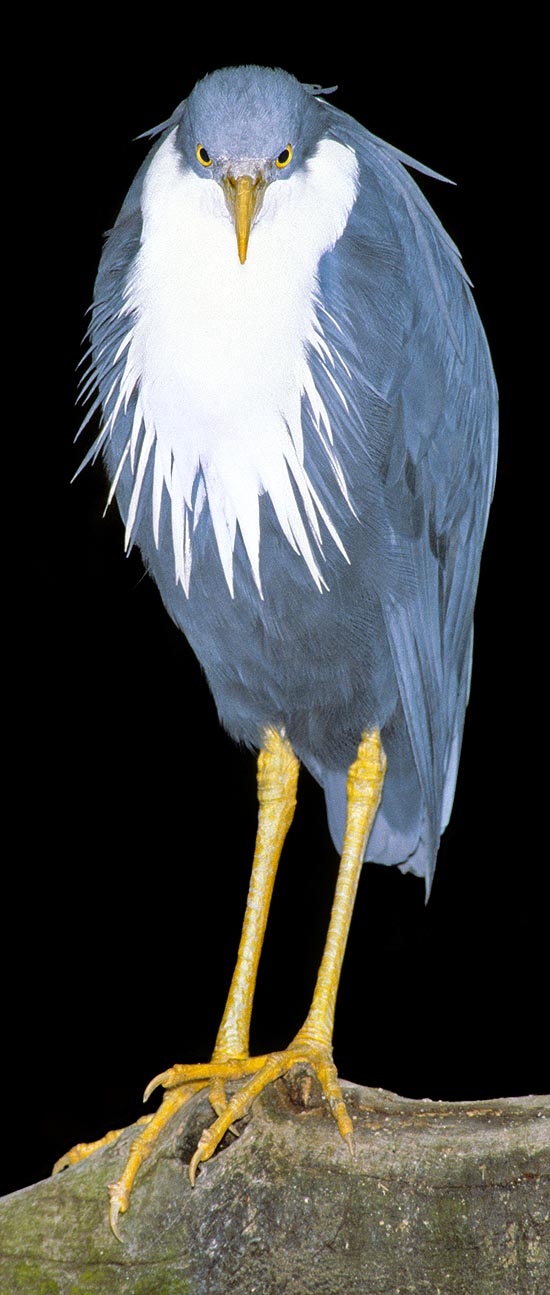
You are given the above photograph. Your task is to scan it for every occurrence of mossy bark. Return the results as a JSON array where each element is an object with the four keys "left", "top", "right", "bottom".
[{"left": 1, "top": 1079, "right": 549, "bottom": 1294}]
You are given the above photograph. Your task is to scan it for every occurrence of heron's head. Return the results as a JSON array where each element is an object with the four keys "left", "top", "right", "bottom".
[{"left": 175, "top": 66, "right": 327, "bottom": 263}]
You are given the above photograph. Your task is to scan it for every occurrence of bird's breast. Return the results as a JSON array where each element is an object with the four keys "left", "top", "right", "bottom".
[{"left": 113, "top": 132, "right": 359, "bottom": 596}]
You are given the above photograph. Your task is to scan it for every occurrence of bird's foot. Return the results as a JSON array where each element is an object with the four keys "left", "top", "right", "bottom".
[
  {"left": 87, "top": 1059, "right": 261, "bottom": 1236},
  {"left": 149, "top": 1036, "right": 354, "bottom": 1187},
  {"left": 77, "top": 1040, "right": 352, "bottom": 1237},
  {"left": 107, "top": 1080, "right": 208, "bottom": 1237},
  {"left": 54, "top": 1061, "right": 260, "bottom": 1238},
  {"left": 53, "top": 1129, "right": 124, "bottom": 1174},
  {"left": 52, "top": 1091, "right": 207, "bottom": 1239},
  {"left": 52, "top": 1115, "right": 153, "bottom": 1174},
  {"left": 53, "top": 1113, "right": 158, "bottom": 1239}
]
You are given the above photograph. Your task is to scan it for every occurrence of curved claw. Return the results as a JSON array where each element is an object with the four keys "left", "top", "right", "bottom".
[
  {"left": 345, "top": 1130, "right": 356, "bottom": 1160},
  {"left": 143, "top": 1056, "right": 268, "bottom": 1102},
  {"left": 143, "top": 1063, "right": 213, "bottom": 1102},
  {"left": 189, "top": 1127, "right": 214, "bottom": 1186},
  {"left": 53, "top": 1149, "right": 80, "bottom": 1174},
  {"left": 143, "top": 1070, "right": 171, "bottom": 1102},
  {"left": 108, "top": 1179, "right": 128, "bottom": 1242}
]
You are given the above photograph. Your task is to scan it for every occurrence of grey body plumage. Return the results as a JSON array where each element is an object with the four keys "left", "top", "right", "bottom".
[{"left": 82, "top": 66, "right": 497, "bottom": 894}]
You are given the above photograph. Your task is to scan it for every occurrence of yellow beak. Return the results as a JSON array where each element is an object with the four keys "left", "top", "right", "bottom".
[{"left": 222, "top": 174, "right": 267, "bottom": 264}]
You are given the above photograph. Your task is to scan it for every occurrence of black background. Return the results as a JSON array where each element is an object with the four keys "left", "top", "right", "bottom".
[{"left": 3, "top": 19, "right": 545, "bottom": 1199}]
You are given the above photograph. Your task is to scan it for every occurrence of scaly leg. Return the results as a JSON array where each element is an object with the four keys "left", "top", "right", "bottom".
[
  {"left": 210, "top": 728, "right": 300, "bottom": 1065},
  {"left": 185, "top": 728, "right": 386, "bottom": 1182},
  {"left": 54, "top": 729, "right": 385, "bottom": 1235},
  {"left": 54, "top": 729, "right": 299, "bottom": 1238}
]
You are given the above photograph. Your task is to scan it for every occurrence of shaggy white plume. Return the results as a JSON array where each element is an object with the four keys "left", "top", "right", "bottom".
[{"left": 103, "top": 132, "right": 359, "bottom": 596}]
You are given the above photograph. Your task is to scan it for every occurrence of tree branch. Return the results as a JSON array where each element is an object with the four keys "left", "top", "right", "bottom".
[{"left": 1, "top": 1078, "right": 548, "bottom": 1294}]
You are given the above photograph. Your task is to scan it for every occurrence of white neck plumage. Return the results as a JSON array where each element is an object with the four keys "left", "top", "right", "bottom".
[{"left": 105, "top": 130, "right": 359, "bottom": 597}]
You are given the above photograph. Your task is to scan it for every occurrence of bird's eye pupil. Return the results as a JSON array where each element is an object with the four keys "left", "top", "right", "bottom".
[
  {"left": 197, "top": 145, "right": 212, "bottom": 167},
  {"left": 276, "top": 144, "right": 293, "bottom": 169}
]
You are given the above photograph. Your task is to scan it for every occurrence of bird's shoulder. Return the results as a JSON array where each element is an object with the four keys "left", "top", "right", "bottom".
[{"left": 317, "top": 104, "right": 497, "bottom": 539}]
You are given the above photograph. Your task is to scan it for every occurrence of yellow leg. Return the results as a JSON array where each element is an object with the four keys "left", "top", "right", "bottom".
[
  {"left": 294, "top": 729, "right": 386, "bottom": 1055},
  {"left": 54, "top": 729, "right": 299, "bottom": 1238},
  {"left": 53, "top": 729, "right": 385, "bottom": 1236},
  {"left": 186, "top": 728, "right": 386, "bottom": 1181},
  {"left": 212, "top": 728, "right": 300, "bottom": 1062}
]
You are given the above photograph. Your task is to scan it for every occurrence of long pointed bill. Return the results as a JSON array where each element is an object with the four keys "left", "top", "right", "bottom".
[{"left": 222, "top": 174, "right": 267, "bottom": 264}]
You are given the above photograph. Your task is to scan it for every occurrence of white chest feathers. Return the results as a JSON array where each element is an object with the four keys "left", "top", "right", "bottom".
[{"left": 107, "top": 131, "right": 359, "bottom": 596}]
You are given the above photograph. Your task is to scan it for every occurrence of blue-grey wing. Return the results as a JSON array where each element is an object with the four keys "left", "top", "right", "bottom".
[
  {"left": 316, "top": 105, "right": 498, "bottom": 890},
  {"left": 382, "top": 306, "right": 497, "bottom": 890}
]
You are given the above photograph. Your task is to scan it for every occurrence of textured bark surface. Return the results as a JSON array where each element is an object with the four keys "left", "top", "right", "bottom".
[{"left": 1, "top": 1079, "right": 549, "bottom": 1294}]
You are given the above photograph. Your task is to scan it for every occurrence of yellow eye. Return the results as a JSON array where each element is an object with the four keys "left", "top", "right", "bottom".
[
  {"left": 275, "top": 144, "right": 293, "bottom": 169},
  {"left": 196, "top": 144, "right": 212, "bottom": 167}
]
